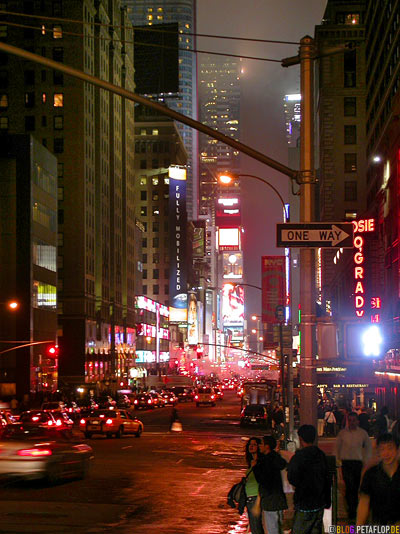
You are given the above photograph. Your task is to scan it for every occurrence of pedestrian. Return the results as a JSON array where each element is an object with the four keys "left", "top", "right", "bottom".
[
  {"left": 169, "top": 406, "right": 182, "bottom": 431},
  {"left": 244, "top": 437, "right": 263, "bottom": 534},
  {"left": 324, "top": 407, "right": 336, "bottom": 437},
  {"left": 253, "top": 435, "right": 287, "bottom": 534},
  {"left": 358, "top": 407, "right": 370, "bottom": 434},
  {"left": 287, "top": 424, "right": 332, "bottom": 534},
  {"left": 336, "top": 411, "right": 372, "bottom": 520},
  {"left": 375, "top": 406, "right": 390, "bottom": 437},
  {"left": 357, "top": 433, "right": 400, "bottom": 525},
  {"left": 317, "top": 403, "right": 325, "bottom": 437}
]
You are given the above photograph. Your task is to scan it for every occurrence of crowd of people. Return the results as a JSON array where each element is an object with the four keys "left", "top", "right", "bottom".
[{"left": 238, "top": 410, "right": 400, "bottom": 533}]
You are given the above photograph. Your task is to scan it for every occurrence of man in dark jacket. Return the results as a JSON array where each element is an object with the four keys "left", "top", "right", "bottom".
[
  {"left": 253, "top": 435, "right": 287, "bottom": 534},
  {"left": 287, "top": 425, "right": 331, "bottom": 534}
]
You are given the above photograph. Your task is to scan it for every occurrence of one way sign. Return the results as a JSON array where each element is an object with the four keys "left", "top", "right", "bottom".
[{"left": 277, "top": 222, "right": 353, "bottom": 248}]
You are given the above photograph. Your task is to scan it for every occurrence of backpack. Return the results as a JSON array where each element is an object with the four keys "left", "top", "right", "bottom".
[{"left": 227, "top": 476, "right": 248, "bottom": 515}]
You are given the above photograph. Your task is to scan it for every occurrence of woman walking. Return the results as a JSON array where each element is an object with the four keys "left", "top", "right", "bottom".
[{"left": 244, "top": 437, "right": 263, "bottom": 534}]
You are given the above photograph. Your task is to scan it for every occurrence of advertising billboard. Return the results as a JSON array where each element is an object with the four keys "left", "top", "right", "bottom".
[
  {"left": 193, "top": 222, "right": 205, "bottom": 258},
  {"left": 216, "top": 197, "right": 241, "bottom": 227},
  {"left": 222, "top": 283, "right": 244, "bottom": 327},
  {"left": 169, "top": 166, "right": 187, "bottom": 322},
  {"left": 218, "top": 227, "right": 240, "bottom": 251},
  {"left": 261, "top": 256, "right": 286, "bottom": 324},
  {"left": 187, "top": 292, "right": 199, "bottom": 345},
  {"left": 222, "top": 252, "right": 243, "bottom": 279}
]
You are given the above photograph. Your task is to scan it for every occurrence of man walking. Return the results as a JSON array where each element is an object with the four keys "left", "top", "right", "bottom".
[
  {"left": 357, "top": 433, "right": 400, "bottom": 525},
  {"left": 336, "top": 411, "right": 372, "bottom": 520},
  {"left": 253, "top": 435, "right": 287, "bottom": 534},
  {"left": 287, "top": 425, "right": 331, "bottom": 534}
]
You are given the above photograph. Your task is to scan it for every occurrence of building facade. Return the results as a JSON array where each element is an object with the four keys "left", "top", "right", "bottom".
[
  {"left": 125, "top": 0, "right": 198, "bottom": 221},
  {"left": 0, "top": 1, "right": 138, "bottom": 392},
  {"left": 0, "top": 135, "right": 57, "bottom": 399}
]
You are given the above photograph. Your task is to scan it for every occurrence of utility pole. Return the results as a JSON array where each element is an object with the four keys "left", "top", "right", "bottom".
[{"left": 283, "top": 36, "right": 317, "bottom": 430}]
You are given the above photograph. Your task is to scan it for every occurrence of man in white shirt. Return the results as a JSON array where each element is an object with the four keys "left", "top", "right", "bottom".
[{"left": 336, "top": 412, "right": 372, "bottom": 520}]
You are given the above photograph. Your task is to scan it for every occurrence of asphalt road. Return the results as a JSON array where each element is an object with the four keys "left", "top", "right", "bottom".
[{"left": 0, "top": 391, "right": 270, "bottom": 534}]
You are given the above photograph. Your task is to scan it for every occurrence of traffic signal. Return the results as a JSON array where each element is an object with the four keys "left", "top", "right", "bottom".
[
  {"left": 46, "top": 344, "right": 59, "bottom": 358},
  {"left": 344, "top": 323, "right": 384, "bottom": 359},
  {"left": 196, "top": 346, "right": 204, "bottom": 359}
]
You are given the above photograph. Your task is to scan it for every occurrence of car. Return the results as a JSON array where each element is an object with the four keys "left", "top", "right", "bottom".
[
  {"left": 0, "top": 424, "right": 92, "bottom": 483},
  {"left": 149, "top": 392, "right": 165, "bottom": 408},
  {"left": 79, "top": 409, "right": 143, "bottom": 438},
  {"left": 18, "top": 410, "right": 69, "bottom": 430},
  {"left": 41, "top": 401, "right": 65, "bottom": 412},
  {"left": 194, "top": 386, "right": 216, "bottom": 407},
  {"left": 213, "top": 387, "right": 224, "bottom": 401},
  {"left": 170, "top": 386, "right": 194, "bottom": 402},
  {"left": 133, "top": 393, "right": 155, "bottom": 410},
  {"left": 240, "top": 405, "right": 268, "bottom": 427},
  {"left": 160, "top": 392, "right": 178, "bottom": 406}
]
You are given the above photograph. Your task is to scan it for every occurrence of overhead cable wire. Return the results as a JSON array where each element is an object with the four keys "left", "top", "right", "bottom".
[
  {"left": 0, "top": 9, "right": 300, "bottom": 45},
  {"left": 0, "top": 19, "right": 283, "bottom": 62}
]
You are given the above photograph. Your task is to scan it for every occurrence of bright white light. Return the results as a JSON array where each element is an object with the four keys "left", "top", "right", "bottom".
[
  {"left": 372, "top": 156, "right": 381, "bottom": 163},
  {"left": 362, "top": 325, "right": 383, "bottom": 357},
  {"left": 285, "top": 94, "right": 301, "bottom": 101},
  {"left": 238, "top": 360, "right": 246, "bottom": 368}
]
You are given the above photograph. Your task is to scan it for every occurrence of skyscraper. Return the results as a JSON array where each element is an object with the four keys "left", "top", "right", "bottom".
[{"left": 124, "top": 0, "right": 198, "bottom": 221}]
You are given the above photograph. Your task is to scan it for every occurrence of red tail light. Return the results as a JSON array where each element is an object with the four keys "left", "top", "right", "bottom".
[
  {"left": 134, "top": 400, "right": 138, "bottom": 404},
  {"left": 105, "top": 418, "right": 113, "bottom": 425},
  {"left": 68, "top": 408, "right": 73, "bottom": 412},
  {"left": 31, "top": 416, "right": 39, "bottom": 422},
  {"left": 18, "top": 448, "right": 52, "bottom": 457},
  {"left": 47, "top": 420, "right": 53, "bottom": 426},
  {"left": 55, "top": 419, "right": 62, "bottom": 426},
  {"left": 80, "top": 418, "right": 86, "bottom": 425}
]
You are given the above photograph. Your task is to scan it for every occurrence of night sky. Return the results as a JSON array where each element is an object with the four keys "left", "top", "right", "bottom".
[{"left": 197, "top": 0, "right": 327, "bottom": 318}]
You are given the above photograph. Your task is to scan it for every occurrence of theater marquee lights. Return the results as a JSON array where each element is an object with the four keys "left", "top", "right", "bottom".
[{"left": 352, "top": 218, "right": 381, "bottom": 321}]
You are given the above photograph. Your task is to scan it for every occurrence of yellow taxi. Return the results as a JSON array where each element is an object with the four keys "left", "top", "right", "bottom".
[{"left": 79, "top": 409, "right": 143, "bottom": 439}]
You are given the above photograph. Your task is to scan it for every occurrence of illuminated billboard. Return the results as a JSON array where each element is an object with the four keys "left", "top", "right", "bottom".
[
  {"left": 169, "top": 167, "right": 187, "bottom": 322},
  {"left": 261, "top": 256, "right": 286, "bottom": 324},
  {"left": 218, "top": 227, "right": 240, "bottom": 251},
  {"left": 222, "top": 252, "right": 243, "bottom": 279},
  {"left": 187, "top": 292, "right": 199, "bottom": 345},
  {"left": 222, "top": 283, "right": 244, "bottom": 327},
  {"left": 216, "top": 197, "right": 241, "bottom": 227}
]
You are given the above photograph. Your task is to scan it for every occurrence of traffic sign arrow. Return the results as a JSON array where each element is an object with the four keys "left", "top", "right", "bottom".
[{"left": 277, "top": 222, "right": 353, "bottom": 248}]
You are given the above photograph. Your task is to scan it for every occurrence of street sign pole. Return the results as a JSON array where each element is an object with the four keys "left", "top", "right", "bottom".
[{"left": 299, "top": 36, "right": 317, "bottom": 430}]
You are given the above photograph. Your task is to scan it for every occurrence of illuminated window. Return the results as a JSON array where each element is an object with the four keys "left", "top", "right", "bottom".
[
  {"left": 140, "top": 128, "right": 147, "bottom": 135},
  {"left": 139, "top": 176, "right": 147, "bottom": 186},
  {"left": 32, "top": 281, "right": 57, "bottom": 309},
  {"left": 33, "top": 241, "right": 56, "bottom": 272},
  {"left": 152, "top": 129, "right": 158, "bottom": 135},
  {"left": 163, "top": 177, "right": 169, "bottom": 185},
  {"left": 0, "top": 93, "right": 8, "bottom": 107},
  {"left": 53, "top": 25, "right": 62, "bottom": 39},
  {"left": 344, "top": 153, "right": 357, "bottom": 172},
  {"left": 0, "top": 116, "right": 8, "bottom": 129},
  {"left": 152, "top": 177, "right": 159, "bottom": 185},
  {"left": 53, "top": 93, "right": 63, "bottom": 107},
  {"left": 157, "top": 7, "right": 163, "bottom": 11},
  {"left": 147, "top": 14, "right": 153, "bottom": 20},
  {"left": 41, "top": 25, "right": 46, "bottom": 35},
  {"left": 345, "top": 210, "right": 357, "bottom": 219},
  {"left": 140, "top": 206, "right": 147, "bottom": 217},
  {"left": 42, "top": 93, "right": 46, "bottom": 103}
]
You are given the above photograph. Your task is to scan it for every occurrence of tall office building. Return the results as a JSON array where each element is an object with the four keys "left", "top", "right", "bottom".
[
  {"left": 315, "top": 0, "right": 367, "bottom": 309},
  {"left": 0, "top": 1, "right": 138, "bottom": 392},
  {"left": 124, "top": 0, "right": 198, "bottom": 221},
  {"left": 198, "top": 55, "right": 241, "bottom": 216}
]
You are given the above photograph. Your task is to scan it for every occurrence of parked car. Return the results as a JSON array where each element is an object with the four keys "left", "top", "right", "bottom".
[
  {"left": 240, "top": 405, "right": 268, "bottom": 427},
  {"left": 194, "top": 386, "right": 216, "bottom": 407},
  {"left": 79, "top": 409, "right": 143, "bottom": 439},
  {"left": 0, "top": 425, "right": 92, "bottom": 483}
]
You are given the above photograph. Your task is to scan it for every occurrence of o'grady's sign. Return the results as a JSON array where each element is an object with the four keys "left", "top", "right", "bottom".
[
  {"left": 169, "top": 166, "right": 188, "bottom": 322},
  {"left": 353, "top": 218, "right": 381, "bottom": 321}
]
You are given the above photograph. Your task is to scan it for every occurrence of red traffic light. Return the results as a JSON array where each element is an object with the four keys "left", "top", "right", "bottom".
[{"left": 46, "top": 344, "right": 59, "bottom": 358}]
